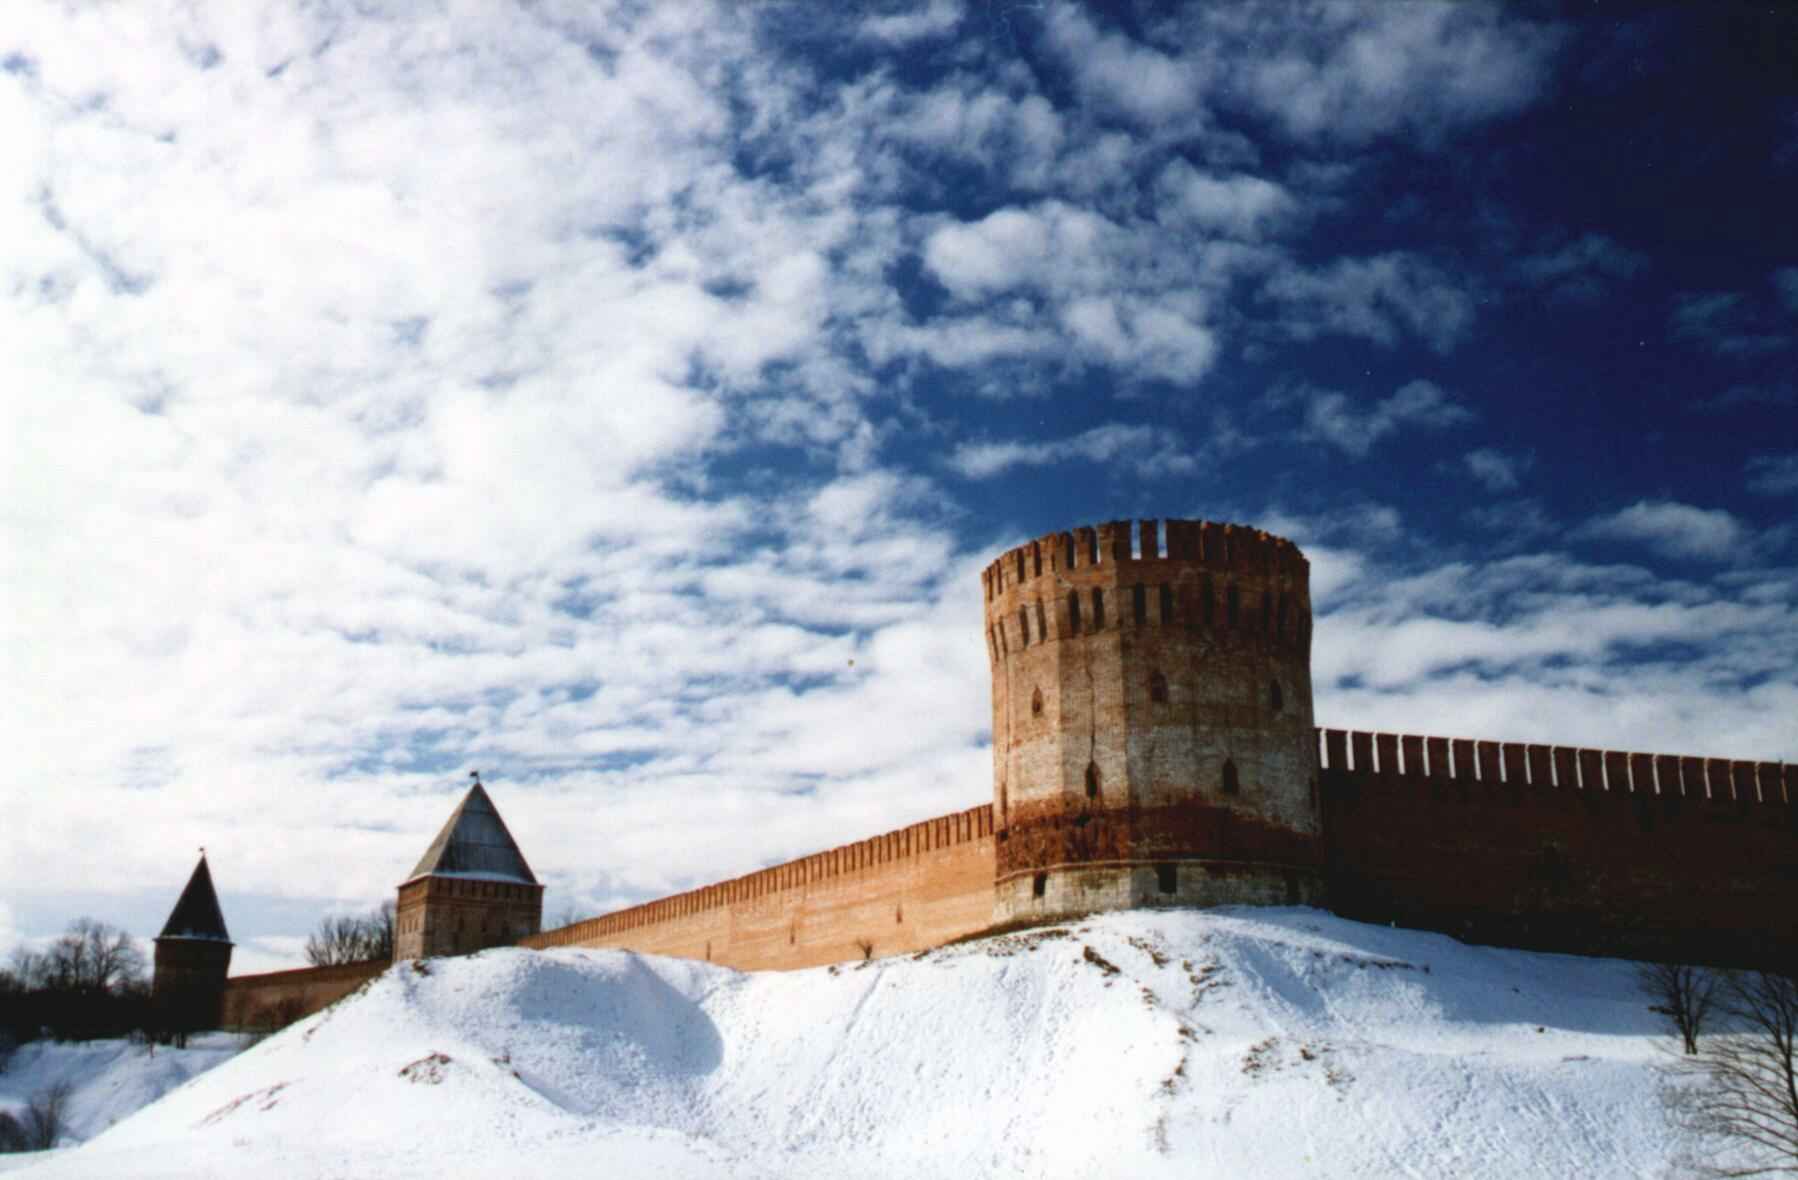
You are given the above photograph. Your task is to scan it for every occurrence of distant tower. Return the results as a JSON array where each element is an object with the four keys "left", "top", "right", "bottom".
[
  {"left": 152, "top": 853, "right": 233, "bottom": 1034},
  {"left": 394, "top": 777, "right": 543, "bottom": 960},
  {"left": 982, "top": 519, "right": 1324, "bottom": 924}
]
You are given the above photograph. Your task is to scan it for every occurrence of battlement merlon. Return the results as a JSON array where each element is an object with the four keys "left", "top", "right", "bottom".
[
  {"left": 1317, "top": 726, "right": 1795, "bottom": 806},
  {"left": 981, "top": 517, "right": 1311, "bottom": 605}
]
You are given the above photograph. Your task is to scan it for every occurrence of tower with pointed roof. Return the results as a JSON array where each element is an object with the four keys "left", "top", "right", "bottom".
[
  {"left": 394, "top": 775, "right": 543, "bottom": 960},
  {"left": 152, "top": 853, "right": 234, "bottom": 1035}
]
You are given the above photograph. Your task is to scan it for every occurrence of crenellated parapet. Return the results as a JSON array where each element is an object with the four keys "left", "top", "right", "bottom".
[
  {"left": 523, "top": 804, "right": 995, "bottom": 951},
  {"left": 981, "top": 519, "right": 1311, "bottom": 659},
  {"left": 1316, "top": 726, "right": 1794, "bottom": 806}
]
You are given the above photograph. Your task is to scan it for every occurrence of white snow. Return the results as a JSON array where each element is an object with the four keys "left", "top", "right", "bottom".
[
  {"left": 0, "top": 1032, "right": 240, "bottom": 1166},
  {"left": 7, "top": 908, "right": 1695, "bottom": 1178}
]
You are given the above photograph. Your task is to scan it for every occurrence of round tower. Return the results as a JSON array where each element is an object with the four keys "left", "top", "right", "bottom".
[{"left": 983, "top": 518, "right": 1323, "bottom": 924}]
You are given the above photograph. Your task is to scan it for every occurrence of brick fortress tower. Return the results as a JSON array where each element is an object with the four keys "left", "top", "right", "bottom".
[
  {"left": 152, "top": 852, "right": 233, "bottom": 1035},
  {"left": 395, "top": 774, "right": 544, "bottom": 960},
  {"left": 983, "top": 519, "right": 1325, "bottom": 924}
]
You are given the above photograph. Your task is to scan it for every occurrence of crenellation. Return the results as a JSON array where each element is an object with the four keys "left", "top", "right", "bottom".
[
  {"left": 1351, "top": 731, "right": 1374, "bottom": 773},
  {"left": 1731, "top": 760, "right": 1756, "bottom": 804},
  {"left": 1377, "top": 732, "right": 1400, "bottom": 776}
]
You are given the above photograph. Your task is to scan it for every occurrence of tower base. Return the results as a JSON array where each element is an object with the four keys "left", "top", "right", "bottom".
[{"left": 993, "top": 860, "right": 1326, "bottom": 926}]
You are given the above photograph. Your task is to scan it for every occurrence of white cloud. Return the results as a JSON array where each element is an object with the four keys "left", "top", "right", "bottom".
[
  {"left": 1746, "top": 453, "right": 1798, "bottom": 497},
  {"left": 1155, "top": 161, "right": 1297, "bottom": 240},
  {"left": 948, "top": 423, "right": 1198, "bottom": 480},
  {"left": 1264, "top": 253, "right": 1476, "bottom": 353},
  {"left": 857, "top": 0, "right": 963, "bottom": 45},
  {"left": 1578, "top": 500, "right": 1749, "bottom": 561},
  {"left": 1294, "top": 380, "right": 1474, "bottom": 458},
  {"left": 1043, "top": 5, "right": 1204, "bottom": 127},
  {"left": 1236, "top": 3, "right": 1564, "bottom": 145},
  {"left": 1313, "top": 549, "right": 1798, "bottom": 762},
  {"left": 1462, "top": 448, "right": 1531, "bottom": 493},
  {"left": 914, "top": 203, "right": 1221, "bottom": 383}
]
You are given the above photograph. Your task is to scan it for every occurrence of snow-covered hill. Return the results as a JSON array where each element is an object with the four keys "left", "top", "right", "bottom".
[
  {"left": 0, "top": 1032, "right": 240, "bottom": 1168},
  {"left": 12, "top": 909, "right": 1692, "bottom": 1178}
]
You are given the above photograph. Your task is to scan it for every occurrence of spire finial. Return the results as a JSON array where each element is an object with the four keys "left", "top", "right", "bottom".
[{"left": 470, "top": 769, "right": 481, "bottom": 786}]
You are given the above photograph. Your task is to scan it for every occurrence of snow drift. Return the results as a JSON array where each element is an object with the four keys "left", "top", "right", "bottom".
[{"left": 13, "top": 908, "right": 1691, "bottom": 1178}]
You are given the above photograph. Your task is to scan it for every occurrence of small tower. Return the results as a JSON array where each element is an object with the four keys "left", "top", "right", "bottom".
[
  {"left": 152, "top": 853, "right": 233, "bottom": 1035},
  {"left": 394, "top": 775, "right": 543, "bottom": 960},
  {"left": 983, "top": 519, "right": 1325, "bottom": 924}
]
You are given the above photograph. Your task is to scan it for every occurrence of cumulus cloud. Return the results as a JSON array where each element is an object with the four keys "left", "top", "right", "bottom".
[
  {"left": 1232, "top": 2, "right": 1565, "bottom": 145},
  {"left": 1462, "top": 448, "right": 1532, "bottom": 492},
  {"left": 1155, "top": 161, "right": 1298, "bottom": 240},
  {"left": 914, "top": 202, "right": 1222, "bottom": 383},
  {"left": 1263, "top": 253, "right": 1477, "bottom": 353},
  {"left": 1042, "top": 5, "right": 1204, "bottom": 127},
  {"left": 857, "top": 0, "right": 963, "bottom": 44},
  {"left": 948, "top": 424, "right": 1197, "bottom": 480},
  {"left": 1312, "top": 548, "right": 1798, "bottom": 762},
  {"left": 1291, "top": 380, "right": 1474, "bottom": 458},
  {"left": 1746, "top": 453, "right": 1798, "bottom": 496},
  {"left": 1578, "top": 500, "right": 1750, "bottom": 561}
]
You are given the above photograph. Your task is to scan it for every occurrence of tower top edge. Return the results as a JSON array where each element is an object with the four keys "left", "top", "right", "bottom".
[{"left": 981, "top": 518, "right": 1308, "bottom": 597}]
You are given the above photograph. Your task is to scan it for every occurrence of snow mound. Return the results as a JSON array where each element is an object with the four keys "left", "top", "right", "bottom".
[
  {"left": 0, "top": 1033, "right": 239, "bottom": 1148},
  {"left": 13, "top": 909, "right": 1690, "bottom": 1178}
]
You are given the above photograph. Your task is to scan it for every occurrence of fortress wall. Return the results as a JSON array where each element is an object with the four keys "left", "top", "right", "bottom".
[
  {"left": 1318, "top": 728, "right": 1798, "bottom": 967},
  {"left": 220, "top": 958, "right": 389, "bottom": 1031},
  {"left": 522, "top": 805, "right": 997, "bottom": 971}
]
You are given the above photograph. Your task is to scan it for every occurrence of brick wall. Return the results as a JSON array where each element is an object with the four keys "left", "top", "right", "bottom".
[
  {"left": 220, "top": 958, "right": 389, "bottom": 1031},
  {"left": 509, "top": 728, "right": 1794, "bottom": 974},
  {"left": 1318, "top": 728, "right": 1798, "bottom": 967},
  {"left": 522, "top": 805, "right": 996, "bottom": 970}
]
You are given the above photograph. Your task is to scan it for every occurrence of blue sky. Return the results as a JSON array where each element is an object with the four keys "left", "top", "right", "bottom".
[{"left": 3, "top": 2, "right": 1794, "bottom": 971}]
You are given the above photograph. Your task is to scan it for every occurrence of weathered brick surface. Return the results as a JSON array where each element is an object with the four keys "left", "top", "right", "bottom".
[
  {"left": 1319, "top": 728, "right": 1798, "bottom": 968},
  {"left": 395, "top": 876, "right": 542, "bottom": 961},
  {"left": 523, "top": 806, "right": 996, "bottom": 970},
  {"left": 219, "top": 959, "right": 388, "bottom": 1030},
  {"left": 982, "top": 519, "right": 1323, "bottom": 923}
]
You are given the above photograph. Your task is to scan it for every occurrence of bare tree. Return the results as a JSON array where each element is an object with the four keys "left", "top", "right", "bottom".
[
  {"left": 1640, "top": 960, "right": 1720, "bottom": 1055},
  {"left": 0, "top": 1082, "right": 75, "bottom": 1152},
  {"left": 304, "top": 915, "right": 365, "bottom": 966},
  {"left": 43, "top": 919, "right": 145, "bottom": 994},
  {"left": 305, "top": 902, "right": 394, "bottom": 966},
  {"left": 1670, "top": 968, "right": 1798, "bottom": 1177},
  {"left": 366, "top": 900, "right": 395, "bottom": 962}
]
